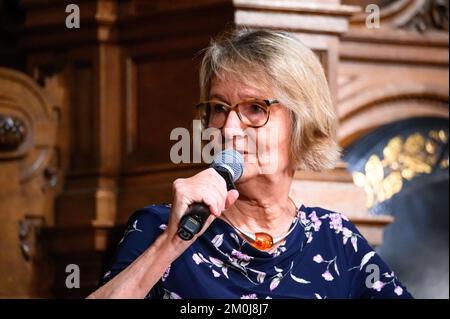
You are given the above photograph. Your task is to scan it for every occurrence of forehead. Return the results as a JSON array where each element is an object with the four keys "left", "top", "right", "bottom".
[{"left": 209, "top": 72, "right": 274, "bottom": 100}]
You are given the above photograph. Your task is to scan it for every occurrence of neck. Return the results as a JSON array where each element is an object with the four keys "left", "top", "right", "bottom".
[{"left": 221, "top": 169, "right": 296, "bottom": 237}]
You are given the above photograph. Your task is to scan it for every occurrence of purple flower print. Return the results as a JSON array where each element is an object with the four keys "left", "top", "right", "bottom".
[
  {"left": 162, "top": 265, "right": 171, "bottom": 282},
  {"left": 299, "top": 211, "right": 308, "bottom": 225},
  {"left": 231, "top": 249, "right": 252, "bottom": 262},
  {"left": 372, "top": 281, "right": 385, "bottom": 292},
  {"left": 342, "top": 227, "right": 352, "bottom": 244},
  {"left": 394, "top": 286, "right": 404, "bottom": 296},
  {"left": 192, "top": 253, "right": 203, "bottom": 265},
  {"left": 163, "top": 289, "right": 182, "bottom": 299},
  {"left": 329, "top": 213, "right": 343, "bottom": 232},
  {"left": 314, "top": 255, "right": 339, "bottom": 282},
  {"left": 313, "top": 254, "right": 324, "bottom": 263},
  {"left": 309, "top": 211, "right": 322, "bottom": 231},
  {"left": 322, "top": 271, "right": 334, "bottom": 281}
]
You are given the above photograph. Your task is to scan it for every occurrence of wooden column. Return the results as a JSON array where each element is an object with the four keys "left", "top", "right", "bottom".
[{"left": 233, "top": 0, "right": 359, "bottom": 102}]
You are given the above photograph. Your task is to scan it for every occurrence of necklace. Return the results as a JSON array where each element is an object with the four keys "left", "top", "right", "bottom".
[{"left": 221, "top": 199, "right": 300, "bottom": 251}]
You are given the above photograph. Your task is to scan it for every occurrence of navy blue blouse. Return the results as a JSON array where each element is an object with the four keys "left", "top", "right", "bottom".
[{"left": 100, "top": 203, "right": 413, "bottom": 299}]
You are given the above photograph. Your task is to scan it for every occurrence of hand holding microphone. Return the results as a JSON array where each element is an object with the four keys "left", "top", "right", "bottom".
[
  {"left": 177, "top": 150, "right": 244, "bottom": 240},
  {"left": 167, "top": 150, "right": 244, "bottom": 244}
]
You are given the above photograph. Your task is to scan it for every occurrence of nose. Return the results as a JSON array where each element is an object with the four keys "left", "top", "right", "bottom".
[{"left": 222, "top": 110, "right": 245, "bottom": 142}]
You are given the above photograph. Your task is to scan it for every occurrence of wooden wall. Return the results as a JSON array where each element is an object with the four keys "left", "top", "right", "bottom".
[{"left": 0, "top": 0, "right": 447, "bottom": 297}]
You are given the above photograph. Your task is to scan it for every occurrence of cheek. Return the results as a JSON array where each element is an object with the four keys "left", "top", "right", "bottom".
[
  {"left": 275, "top": 112, "right": 292, "bottom": 159},
  {"left": 243, "top": 125, "right": 289, "bottom": 174},
  {"left": 278, "top": 125, "right": 292, "bottom": 158},
  {"left": 240, "top": 159, "right": 262, "bottom": 180},
  {"left": 256, "top": 120, "right": 291, "bottom": 158}
]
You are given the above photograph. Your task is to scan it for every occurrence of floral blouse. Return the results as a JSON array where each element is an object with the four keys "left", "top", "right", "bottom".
[{"left": 100, "top": 203, "right": 413, "bottom": 299}]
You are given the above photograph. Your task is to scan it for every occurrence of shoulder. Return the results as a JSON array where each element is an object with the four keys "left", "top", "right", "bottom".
[
  {"left": 126, "top": 203, "right": 171, "bottom": 229},
  {"left": 297, "top": 205, "right": 413, "bottom": 298},
  {"left": 298, "top": 204, "right": 355, "bottom": 231},
  {"left": 298, "top": 204, "right": 364, "bottom": 250},
  {"left": 111, "top": 204, "right": 171, "bottom": 259},
  {"left": 100, "top": 204, "right": 171, "bottom": 287},
  {"left": 117, "top": 204, "right": 171, "bottom": 247}
]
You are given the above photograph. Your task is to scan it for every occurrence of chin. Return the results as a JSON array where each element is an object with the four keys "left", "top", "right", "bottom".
[
  {"left": 238, "top": 162, "right": 260, "bottom": 182},
  {"left": 242, "top": 162, "right": 275, "bottom": 180}
]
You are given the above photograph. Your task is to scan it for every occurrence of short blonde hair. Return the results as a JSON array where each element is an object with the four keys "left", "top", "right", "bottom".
[{"left": 198, "top": 28, "right": 341, "bottom": 171}]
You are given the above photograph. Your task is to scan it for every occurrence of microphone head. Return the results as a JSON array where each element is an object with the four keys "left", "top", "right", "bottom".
[{"left": 211, "top": 149, "right": 244, "bottom": 182}]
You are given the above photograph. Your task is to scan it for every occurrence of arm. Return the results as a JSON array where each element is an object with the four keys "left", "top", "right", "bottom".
[
  {"left": 87, "top": 232, "right": 188, "bottom": 299},
  {"left": 342, "top": 216, "right": 413, "bottom": 299},
  {"left": 87, "top": 168, "right": 239, "bottom": 299}
]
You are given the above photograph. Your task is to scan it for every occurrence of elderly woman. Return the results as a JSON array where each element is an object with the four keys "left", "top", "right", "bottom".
[{"left": 89, "top": 29, "right": 412, "bottom": 299}]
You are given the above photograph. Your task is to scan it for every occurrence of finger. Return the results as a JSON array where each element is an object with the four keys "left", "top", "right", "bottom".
[
  {"left": 171, "top": 195, "right": 189, "bottom": 220},
  {"left": 225, "top": 189, "right": 239, "bottom": 208},
  {"left": 202, "top": 194, "right": 222, "bottom": 217},
  {"left": 194, "top": 214, "right": 217, "bottom": 239},
  {"left": 208, "top": 168, "right": 228, "bottom": 193},
  {"left": 209, "top": 183, "right": 227, "bottom": 212}
]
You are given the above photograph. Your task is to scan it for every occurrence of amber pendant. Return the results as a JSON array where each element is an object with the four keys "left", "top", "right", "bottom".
[{"left": 252, "top": 232, "right": 274, "bottom": 250}]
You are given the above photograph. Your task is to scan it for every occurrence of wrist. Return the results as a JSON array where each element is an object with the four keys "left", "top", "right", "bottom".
[{"left": 157, "top": 230, "right": 192, "bottom": 256}]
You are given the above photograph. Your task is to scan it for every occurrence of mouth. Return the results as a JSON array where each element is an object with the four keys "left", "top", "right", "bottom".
[
  {"left": 226, "top": 148, "right": 255, "bottom": 157},
  {"left": 237, "top": 150, "right": 253, "bottom": 156}
]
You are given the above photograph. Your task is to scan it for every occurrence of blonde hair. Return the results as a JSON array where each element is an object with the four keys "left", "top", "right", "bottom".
[{"left": 198, "top": 28, "right": 341, "bottom": 171}]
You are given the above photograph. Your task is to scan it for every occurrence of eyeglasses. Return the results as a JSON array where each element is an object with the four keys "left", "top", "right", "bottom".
[{"left": 196, "top": 98, "right": 279, "bottom": 129}]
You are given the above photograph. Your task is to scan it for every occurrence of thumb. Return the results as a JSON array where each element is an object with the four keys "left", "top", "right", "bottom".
[{"left": 225, "top": 189, "right": 239, "bottom": 209}]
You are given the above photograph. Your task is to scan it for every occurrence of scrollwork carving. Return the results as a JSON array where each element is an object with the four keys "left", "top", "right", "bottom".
[
  {"left": 346, "top": 0, "right": 449, "bottom": 32},
  {"left": 352, "top": 129, "right": 449, "bottom": 210},
  {"left": 403, "top": 0, "right": 449, "bottom": 32},
  {"left": 0, "top": 115, "right": 26, "bottom": 151},
  {"left": 19, "top": 217, "right": 44, "bottom": 261}
]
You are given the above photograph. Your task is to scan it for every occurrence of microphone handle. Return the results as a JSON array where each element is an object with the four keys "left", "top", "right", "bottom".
[
  {"left": 177, "top": 167, "right": 236, "bottom": 241},
  {"left": 177, "top": 203, "right": 211, "bottom": 241}
]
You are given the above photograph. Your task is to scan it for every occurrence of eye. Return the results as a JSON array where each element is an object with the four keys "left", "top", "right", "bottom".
[
  {"left": 211, "top": 103, "right": 227, "bottom": 113},
  {"left": 249, "top": 104, "right": 267, "bottom": 114}
]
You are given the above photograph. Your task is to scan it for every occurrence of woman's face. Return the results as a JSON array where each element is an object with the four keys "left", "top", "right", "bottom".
[{"left": 208, "top": 74, "right": 293, "bottom": 182}]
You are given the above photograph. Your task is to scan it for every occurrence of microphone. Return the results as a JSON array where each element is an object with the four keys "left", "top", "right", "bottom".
[{"left": 177, "top": 149, "right": 244, "bottom": 241}]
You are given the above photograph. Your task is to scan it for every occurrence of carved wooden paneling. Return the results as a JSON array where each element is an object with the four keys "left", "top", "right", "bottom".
[
  {"left": 339, "top": 0, "right": 449, "bottom": 146},
  {"left": 232, "top": 0, "right": 358, "bottom": 104},
  {"left": 16, "top": 0, "right": 236, "bottom": 297},
  {"left": 336, "top": 3, "right": 448, "bottom": 296},
  {"left": 343, "top": 0, "right": 449, "bottom": 32},
  {"left": 0, "top": 115, "right": 27, "bottom": 153},
  {"left": 70, "top": 62, "right": 96, "bottom": 171},
  {"left": 124, "top": 55, "right": 199, "bottom": 170},
  {"left": 0, "top": 67, "right": 59, "bottom": 297}
]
